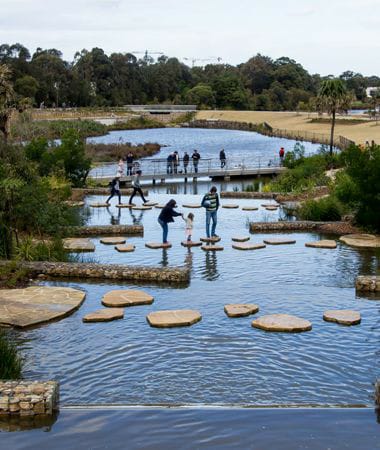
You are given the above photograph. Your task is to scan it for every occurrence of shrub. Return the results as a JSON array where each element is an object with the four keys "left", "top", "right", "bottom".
[
  {"left": 0, "top": 331, "right": 22, "bottom": 379},
  {"left": 16, "top": 237, "right": 69, "bottom": 262},
  {"left": 0, "top": 260, "right": 28, "bottom": 288},
  {"left": 297, "top": 196, "right": 343, "bottom": 221}
]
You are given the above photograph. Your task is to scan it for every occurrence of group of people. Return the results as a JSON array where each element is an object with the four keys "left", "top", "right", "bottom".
[
  {"left": 166, "top": 150, "right": 201, "bottom": 174},
  {"left": 116, "top": 153, "right": 139, "bottom": 177}
]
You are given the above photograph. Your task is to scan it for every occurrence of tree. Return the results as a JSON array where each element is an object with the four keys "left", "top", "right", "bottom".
[
  {"left": 186, "top": 83, "right": 215, "bottom": 107},
  {"left": 317, "top": 79, "right": 352, "bottom": 155},
  {"left": 0, "top": 64, "right": 15, "bottom": 140}
]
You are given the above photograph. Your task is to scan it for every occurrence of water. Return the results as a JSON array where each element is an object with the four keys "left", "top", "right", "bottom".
[{"left": 12, "top": 191, "right": 380, "bottom": 407}]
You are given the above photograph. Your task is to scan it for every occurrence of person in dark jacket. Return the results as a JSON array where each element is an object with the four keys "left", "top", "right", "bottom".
[
  {"left": 167, "top": 153, "right": 173, "bottom": 174},
  {"left": 158, "top": 199, "right": 183, "bottom": 244},
  {"left": 126, "top": 152, "right": 134, "bottom": 176},
  {"left": 183, "top": 152, "right": 190, "bottom": 173},
  {"left": 219, "top": 149, "right": 226, "bottom": 168},
  {"left": 106, "top": 175, "right": 122, "bottom": 205},
  {"left": 192, "top": 150, "right": 201, "bottom": 173}
]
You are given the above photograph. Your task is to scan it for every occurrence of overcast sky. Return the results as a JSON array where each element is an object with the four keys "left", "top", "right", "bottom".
[{"left": 1, "top": 0, "right": 379, "bottom": 76}]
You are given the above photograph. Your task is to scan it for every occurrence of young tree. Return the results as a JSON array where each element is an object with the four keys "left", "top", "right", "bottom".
[{"left": 0, "top": 64, "right": 15, "bottom": 141}]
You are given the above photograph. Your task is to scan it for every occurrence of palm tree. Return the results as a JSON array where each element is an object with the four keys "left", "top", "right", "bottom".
[
  {"left": 317, "top": 78, "right": 352, "bottom": 155},
  {"left": 0, "top": 64, "right": 15, "bottom": 141}
]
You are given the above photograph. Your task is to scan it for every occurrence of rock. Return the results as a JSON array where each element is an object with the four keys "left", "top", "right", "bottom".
[
  {"left": 145, "top": 242, "right": 172, "bottom": 249},
  {"left": 82, "top": 308, "right": 124, "bottom": 323},
  {"left": 242, "top": 206, "right": 258, "bottom": 211},
  {"left": 232, "top": 243, "right": 266, "bottom": 251},
  {"left": 182, "top": 204, "right": 202, "bottom": 208},
  {"left": 155, "top": 204, "right": 165, "bottom": 209},
  {"left": 231, "top": 236, "right": 250, "bottom": 242},
  {"left": 89, "top": 203, "right": 110, "bottom": 208},
  {"left": 263, "top": 238, "right": 296, "bottom": 245},
  {"left": 323, "top": 310, "right": 361, "bottom": 326},
  {"left": 102, "top": 290, "right": 154, "bottom": 307},
  {"left": 63, "top": 238, "right": 95, "bottom": 252},
  {"left": 181, "top": 241, "right": 202, "bottom": 247},
  {"left": 115, "top": 244, "right": 135, "bottom": 252},
  {"left": 224, "top": 304, "right": 259, "bottom": 317},
  {"left": 144, "top": 201, "right": 158, "bottom": 207},
  {"left": 252, "top": 314, "right": 312, "bottom": 332},
  {"left": 222, "top": 204, "right": 239, "bottom": 209},
  {"left": 100, "top": 237, "right": 126, "bottom": 245},
  {"left": 115, "top": 203, "right": 134, "bottom": 208},
  {"left": 0, "top": 286, "right": 86, "bottom": 328},
  {"left": 146, "top": 310, "right": 202, "bottom": 328},
  {"left": 305, "top": 240, "right": 337, "bottom": 249},
  {"left": 132, "top": 206, "right": 152, "bottom": 210},
  {"left": 201, "top": 245, "right": 224, "bottom": 251},
  {"left": 265, "top": 206, "right": 278, "bottom": 211},
  {"left": 66, "top": 201, "right": 85, "bottom": 207},
  {"left": 340, "top": 234, "right": 380, "bottom": 248},
  {"left": 200, "top": 236, "right": 221, "bottom": 243},
  {"left": 261, "top": 203, "right": 279, "bottom": 208}
]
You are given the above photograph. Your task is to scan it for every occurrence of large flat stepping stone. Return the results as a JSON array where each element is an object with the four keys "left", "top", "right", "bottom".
[
  {"left": 252, "top": 314, "right": 312, "bottom": 332},
  {"left": 222, "top": 204, "right": 239, "bottom": 209},
  {"left": 132, "top": 205, "right": 152, "bottom": 210},
  {"left": 305, "top": 240, "right": 337, "bottom": 249},
  {"left": 63, "top": 238, "right": 95, "bottom": 252},
  {"left": 145, "top": 242, "right": 172, "bottom": 249},
  {"left": 155, "top": 204, "right": 165, "bottom": 209},
  {"left": 200, "top": 236, "right": 221, "bottom": 243},
  {"left": 102, "top": 290, "right": 154, "bottom": 307},
  {"left": 144, "top": 201, "right": 158, "bottom": 207},
  {"left": 66, "top": 201, "right": 85, "bottom": 207},
  {"left": 323, "top": 310, "right": 361, "bottom": 326},
  {"left": 265, "top": 206, "right": 278, "bottom": 211},
  {"left": 83, "top": 308, "right": 124, "bottom": 323},
  {"left": 224, "top": 304, "right": 259, "bottom": 317},
  {"left": 232, "top": 242, "right": 266, "bottom": 251},
  {"left": 100, "top": 237, "right": 126, "bottom": 245},
  {"left": 242, "top": 206, "right": 258, "bottom": 211},
  {"left": 182, "top": 203, "right": 202, "bottom": 208},
  {"left": 181, "top": 241, "right": 202, "bottom": 247},
  {"left": 261, "top": 203, "right": 279, "bottom": 208},
  {"left": 263, "top": 238, "right": 296, "bottom": 245},
  {"left": 90, "top": 202, "right": 110, "bottom": 208},
  {"left": 340, "top": 234, "right": 380, "bottom": 248},
  {"left": 0, "top": 287, "right": 86, "bottom": 328},
  {"left": 201, "top": 245, "right": 224, "bottom": 251},
  {"left": 115, "top": 203, "right": 134, "bottom": 208},
  {"left": 115, "top": 244, "right": 135, "bottom": 252},
  {"left": 147, "top": 309, "right": 202, "bottom": 328},
  {"left": 232, "top": 236, "right": 250, "bottom": 242}
]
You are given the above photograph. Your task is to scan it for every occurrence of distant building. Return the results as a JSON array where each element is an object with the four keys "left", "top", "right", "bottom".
[{"left": 366, "top": 86, "right": 380, "bottom": 98}]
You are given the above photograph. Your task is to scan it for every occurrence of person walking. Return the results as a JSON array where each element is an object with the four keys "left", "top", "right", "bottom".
[
  {"left": 219, "top": 149, "right": 226, "bottom": 168},
  {"left": 192, "top": 150, "right": 201, "bottom": 173},
  {"left": 167, "top": 153, "right": 173, "bottom": 174},
  {"left": 201, "top": 186, "right": 220, "bottom": 238},
  {"left": 158, "top": 199, "right": 183, "bottom": 244},
  {"left": 106, "top": 175, "right": 122, "bottom": 205},
  {"left": 279, "top": 147, "right": 285, "bottom": 165},
  {"left": 129, "top": 170, "right": 147, "bottom": 205},
  {"left": 183, "top": 152, "right": 190, "bottom": 173},
  {"left": 126, "top": 152, "right": 134, "bottom": 176}
]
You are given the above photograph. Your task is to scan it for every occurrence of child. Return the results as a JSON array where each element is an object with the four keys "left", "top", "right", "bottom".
[{"left": 185, "top": 213, "right": 194, "bottom": 242}]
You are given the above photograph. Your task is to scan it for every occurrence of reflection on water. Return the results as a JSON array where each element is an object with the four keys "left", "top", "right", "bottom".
[
  {"left": 202, "top": 251, "right": 220, "bottom": 281},
  {"left": 0, "top": 412, "right": 58, "bottom": 432},
  {"left": 105, "top": 206, "right": 121, "bottom": 225}
]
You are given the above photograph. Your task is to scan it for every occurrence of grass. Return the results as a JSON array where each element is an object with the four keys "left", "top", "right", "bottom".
[
  {"left": 0, "top": 331, "right": 22, "bottom": 379},
  {"left": 86, "top": 142, "right": 161, "bottom": 162}
]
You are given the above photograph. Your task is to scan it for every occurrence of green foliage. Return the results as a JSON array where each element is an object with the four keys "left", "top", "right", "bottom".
[
  {"left": 16, "top": 237, "right": 69, "bottom": 262},
  {"left": 185, "top": 83, "right": 215, "bottom": 107},
  {"left": 0, "top": 260, "right": 28, "bottom": 288},
  {"left": 283, "top": 142, "right": 306, "bottom": 168},
  {"left": 0, "top": 331, "right": 22, "bottom": 379},
  {"left": 107, "top": 116, "right": 164, "bottom": 131},
  {"left": 297, "top": 196, "right": 343, "bottom": 221}
]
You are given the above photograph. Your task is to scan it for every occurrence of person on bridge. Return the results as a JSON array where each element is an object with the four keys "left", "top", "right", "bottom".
[
  {"left": 192, "top": 150, "right": 201, "bottom": 173},
  {"left": 279, "top": 147, "right": 285, "bottom": 165},
  {"left": 202, "top": 186, "right": 220, "bottom": 239},
  {"left": 129, "top": 170, "right": 147, "bottom": 205},
  {"left": 183, "top": 152, "right": 190, "bottom": 173},
  {"left": 167, "top": 153, "right": 173, "bottom": 174},
  {"left": 219, "top": 149, "right": 226, "bottom": 168},
  {"left": 158, "top": 199, "right": 184, "bottom": 244},
  {"left": 173, "top": 151, "right": 180, "bottom": 174},
  {"left": 117, "top": 158, "right": 125, "bottom": 177},
  {"left": 106, "top": 175, "right": 122, "bottom": 205},
  {"left": 126, "top": 152, "right": 134, "bottom": 176}
]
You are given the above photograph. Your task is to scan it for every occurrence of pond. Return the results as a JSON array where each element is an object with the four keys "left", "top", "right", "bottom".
[{"left": 12, "top": 189, "right": 380, "bottom": 407}]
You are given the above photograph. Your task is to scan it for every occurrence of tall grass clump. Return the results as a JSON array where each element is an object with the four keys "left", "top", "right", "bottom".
[
  {"left": 0, "top": 331, "right": 22, "bottom": 379},
  {"left": 297, "top": 196, "right": 343, "bottom": 221}
]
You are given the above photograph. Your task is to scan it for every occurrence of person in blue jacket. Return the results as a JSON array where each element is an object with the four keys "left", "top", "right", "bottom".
[{"left": 158, "top": 199, "right": 183, "bottom": 244}]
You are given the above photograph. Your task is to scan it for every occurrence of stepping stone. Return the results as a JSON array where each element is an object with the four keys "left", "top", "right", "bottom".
[
  {"left": 261, "top": 203, "right": 279, "bottom": 208},
  {"left": 90, "top": 202, "right": 110, "bottom": 208},
  {"left": 182, "top": 204, "right": 202, "bottom": 208},
  {"left": 263, "top": 238, "right": 296, "bottom": 245},
  {"left": 63, "top": 238, "right": 95, "bottom": 252},
  {"left": 181, "top": 241, "right": 202, "bottom": 247},
  {"left": 222, "top": 204, "right": 239, "bottom": 209},
  {"left": 155, "top": 204, "right": 165, "bottom": 209},
  {"left": 265, "top": 206, "right": 278, "bottom": 211},
  {"left": 242, "top": 206, "right": 258, "bottom": 211},
  {"left": 224, "top": 304, "right": 259, "bottom": 318},
  {"left": 144, "top": 201, "right": 158, "bottom": 207},
  {"left": 102, "top": 290, "right": 154, "bottom": 307},
  {"left": 232, "top": 236, "right": 250, "bottom": 242},
  {"left": 146, "top": 309, "right": 202, "bottom": 328},
  {"left": 340, "top": 234, "right": 380, "bottom": 248},
  {"left": 100, "top": 237, "right": 126, "bottom": 245},
  {"left": 0, "top": 286, "right": 86, "bottom": 328},
  {"left": 66, "top": 201, "right": 85, "bottom": 207},
  {"left": 323, "top": 310, "right": 361, "bottom": 326},
  {"left": 200, "top": 236, "right": 221, "bottom": 243},
  {"left": 201, "top": 245, "right": 224, "bottom": 251},
  {"left": 252, "top": 314, "right": 312, "bottom": 332},
  {"left": 305, "top": 240, "right": 337, "bottom": 249},
  {"left": 82, "top": 308, "right": 124, "bottom": 323},
  {"left": 115, "top": 244, "right": 135, "bottom": 252},
  {"left": 232, "top": 242, "right": 266, "bottom": 251},
  {"left": 145, "top": 242, "right": 172, "bottom": 249},
  {"left": 116, "top": 203, "right": 134, "bottom": 208},
  {"left": 132, "top": 205, "right": 152, "bottom": 210}
]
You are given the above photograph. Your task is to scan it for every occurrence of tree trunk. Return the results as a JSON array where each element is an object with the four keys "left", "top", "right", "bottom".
[{"left": 329, "top": 109, "right": 336, "bottom": 155}]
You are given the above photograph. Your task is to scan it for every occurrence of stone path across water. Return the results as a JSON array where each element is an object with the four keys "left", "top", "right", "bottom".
[
  {"left": 63, "top": 238, "right": 95, "bottom": 252},
  {"left": 323, "top": 310, "right": 361, "bottom": 326},
  {"left": 181, "top": 241, "right": 202, "bottom": 247},
  {"left": 102, "top": 290, "right": 154, "bottom": 307},
  {"left": 82, "top": 308, "right": 124, "bottom": 323},
  {"left": 340, "top": 234, "right": 380, "bottom": 248},
  {"left": 263, "top": 238, "right": 296, "bottom": 245},
  {"left": 100, "top": 237, "right": 126, "bottom": 245},
  {"left": 252, "top": 314, "right": 312, "bottom": 332},
  {"left": 231, "top": 236, "right": 250, "bottom": 242},
  {"left": 145, "top": 242, "right": 172, "bottom": 249},
  {"left": 232, "top": 243, "right": 266, "bottom": 251},
  {"left": 224, "top": 304, "right": 259, "bottom": 317},
  {"left": 201, "top": 245, "right": 224, "bottom": 251},
  {"left": 305, "top": 240, "right": 337, "bottom": 249},
  {"left": 115, "top": 244, "right": 135, "bottom": 252},
  {"left": 146, "top": 310, "right": 202, "bottom": 328}
]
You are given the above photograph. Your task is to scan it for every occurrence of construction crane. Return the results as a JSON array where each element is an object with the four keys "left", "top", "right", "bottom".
[
  {"left": 131, "top": 50, "right": 164, "bottom": 64},
  {"left": 183, "top": 57, "right": 222, "bottom": 67}
]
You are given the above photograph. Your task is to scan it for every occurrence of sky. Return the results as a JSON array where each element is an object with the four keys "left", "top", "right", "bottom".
[{"left": 1, "top": 0, "right": 380, "bottom": 76}]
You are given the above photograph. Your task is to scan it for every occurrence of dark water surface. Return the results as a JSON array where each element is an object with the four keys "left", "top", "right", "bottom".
[{"left": 12, "top": 191, "right": 380, "bottom": 407}]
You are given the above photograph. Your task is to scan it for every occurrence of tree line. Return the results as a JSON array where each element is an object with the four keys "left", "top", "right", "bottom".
[{"left": 1, "top": 43, "right": 379, "bottom": 111}]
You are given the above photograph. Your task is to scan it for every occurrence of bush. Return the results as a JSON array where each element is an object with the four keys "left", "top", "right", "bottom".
[
  {"left": 0, "top": 331, "right": 22, "bottom": 379},
  {"left": 0, "top": 261, "right": 28, "bottom": 288},
  {"left": 297, "top": 196, "right": 343, "bottom": 221},
  {"left": 16, "top": 237, "right": 69, "bottom": 262}
]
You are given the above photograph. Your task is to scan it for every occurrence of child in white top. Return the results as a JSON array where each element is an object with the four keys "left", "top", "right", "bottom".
[{"left": 185, "top": 213, "right": 194, "bottom": 242}]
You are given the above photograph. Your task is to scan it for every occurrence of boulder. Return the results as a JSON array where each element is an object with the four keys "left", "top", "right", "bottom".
[
  {"left": 200, "top": 236, "right": 221, "bottom": 243},
  {"left": 82, "top": 308, "right": 124, "bottom": 323},
  {"left": 224, "top": 304, "right": 259, "bottom": 317},
  {"left": 115, "top": 203, "right": 134, "bottom": 208},
  {"left": 145, "top": 242, "right": 172, "bottom": 249},
  {"left": 340, "top": 234, "right": 380, "bottom": 248},
  {"left": 222, "top": 204, "right": 239, "bottom": 209},
  {"left": 63, "top": 238, "right": 95, "bottom": 252},
  {"left": 102, "top": 290, "right": 154, "bottom": 307},
  {"left": 182, "top": 204, "right": 202, "bottom": 208},
  {"left": 242, "top": 206, "right": 258, "bottom": 211},
  {"left": 100, "top": 237, "right": 126, "bottom": 245},
  {"left": 232, "top": 243, "right": 266, "bottom": 251},
  {"left": 305, "top": 240, "right": 337, "bottom": 249},
  {"left": 181, "top": 241, "right": 202, "bottom": 247},
  {"left": 263, "top": 238, "right": 296, "bottom": 245},
  {"left": 89, "top": 203, "right": 110, "bottom": 208},
  {"left": 201, "top": 245, "right": 224, "bottom": 251},
  {"left": 132, "top": 206, "right": 152, "bottom": 210},
  {"left": 231, "top": 236, "right": 250, "bottom": 242},
  {"left": 265, "top": 206, "right": 278, "bottom": 211},
  {"left": 323, "top": 310, "right": 361, "bottom": 326},
  {"left": 261, "top": 203, "right": 279, "bottom": 208},
  {"left": 252, "top": 314, "right": 312, "bottom": 332},
  {"left": 146, "top": 309, "right": 201, "bottom": 328},
  {"left": 115, "top": 244, "right": 135, "bottom": 252}
]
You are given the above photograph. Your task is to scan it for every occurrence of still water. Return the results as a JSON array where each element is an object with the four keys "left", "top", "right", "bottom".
[{"left": 12, "top": 190, "right": 380, "bottom": 407}]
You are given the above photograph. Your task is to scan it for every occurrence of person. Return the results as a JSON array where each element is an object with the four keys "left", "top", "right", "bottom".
[
  {"left": 184, "top": 212, "right": 194, "bottom": 242},
  {"left": 126, "top": 152, "right": 134, "bottom": 176},
  {"left": 106, "top": 175, "right": 122, "bottom": 205},
  {"left": 173, "top": 151, "right": 180, "bottom": 174},
  {"left": 117, "top": 158, "right": 125, "bottom": 177},
  {"left": 192, "top": 150, "right": 201, "bottom": 173},
  {"left": 183, "top": 152, "right": 190, "bottom": 173},
  {"left": 219, "top": 149, "right": 226, "bottom": 168},
  {"left": 167, "top": 153, "right": 173, "bottom": 174},
  {"left": 201, "top": 186, "right": 220, "bottom": 238},
  {"left": 129, "top": 170, "right": 147, "bottom": 205},
  {"left": 158, "top": 199, "right": 183, "bottom": 244},
  {"left": 279, "top": 147, "right": 285, "bottom": 165}
]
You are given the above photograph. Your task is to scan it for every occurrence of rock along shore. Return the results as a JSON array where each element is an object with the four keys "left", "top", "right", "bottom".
[
  {"left": 67, "top": 225, "right": 143, "bottom": 236},
  {"left": 249, "top": 221, "right": 358, "bottom": 235}
]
